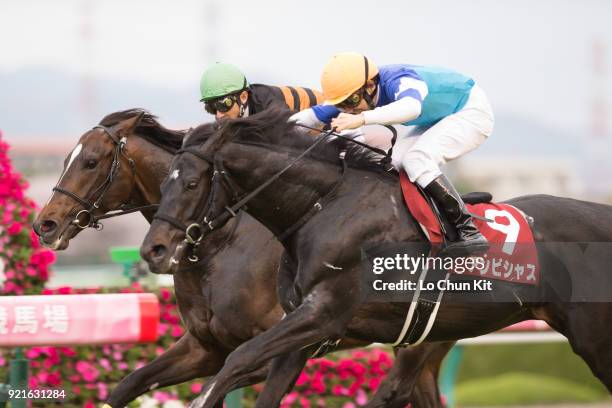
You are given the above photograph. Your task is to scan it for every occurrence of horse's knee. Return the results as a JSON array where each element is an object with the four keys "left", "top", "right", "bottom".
[
  {"left": 225, "top": 344, "right": 257, "bottom": 370},
  {"left": 303, "top": 301, "right": 346, "bottom": 339}
]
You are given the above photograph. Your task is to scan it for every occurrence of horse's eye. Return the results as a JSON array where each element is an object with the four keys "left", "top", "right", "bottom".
[
  {"left": 85, "top": 159, "right": 97, "bottom": 169},
  {"left": 187, "top": 181, "right": 198, "bottom": 190}
]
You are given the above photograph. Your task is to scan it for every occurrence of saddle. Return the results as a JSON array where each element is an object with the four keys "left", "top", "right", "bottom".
[{"left": 392, "top": 171, "right": 539, "bottom": 346}]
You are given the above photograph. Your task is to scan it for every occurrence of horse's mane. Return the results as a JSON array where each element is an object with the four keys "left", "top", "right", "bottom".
[
  {"left": 184, "top": 108, "right": 395, "bottom": 177},
  {"left": 99, "top": 109, "right": 186, "bottom": 153},
  {"left": 182, "top": 121, "right": 219, "bottom": 148}
]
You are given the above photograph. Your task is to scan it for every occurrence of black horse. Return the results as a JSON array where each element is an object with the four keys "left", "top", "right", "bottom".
[
  {"left": 141, "top": 108, "right": 612, "bottom": 408},
  {"left": 33, "top": 109, "right": 451, "bottom": 408}
]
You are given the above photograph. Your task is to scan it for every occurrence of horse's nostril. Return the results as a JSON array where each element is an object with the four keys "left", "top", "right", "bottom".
[
  {"left": 151, "top": 245, "right": 167, "bottom": 259},
  {"left": 40, "top": 220, "right": 58, "bottom": 234}
]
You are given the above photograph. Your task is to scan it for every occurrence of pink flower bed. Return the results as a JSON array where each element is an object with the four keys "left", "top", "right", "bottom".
[
  {"left": 277, "top": 349, "right": 394, "bottom": 407},
  {"left": 0, "top": 133, "right": 55, "bottom": 295}
]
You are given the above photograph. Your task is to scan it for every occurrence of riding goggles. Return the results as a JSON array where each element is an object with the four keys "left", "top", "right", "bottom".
[
  {"left": 204, "top": 95, "right": 239, "bottom": 114},
  {"left": 335, "top": 89, "right": 363, "bottom": 110}
]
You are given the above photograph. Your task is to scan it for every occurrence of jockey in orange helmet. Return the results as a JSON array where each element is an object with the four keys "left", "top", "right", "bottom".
[{"left": 291, "top": 52, "right": 494, "bottom": 256}]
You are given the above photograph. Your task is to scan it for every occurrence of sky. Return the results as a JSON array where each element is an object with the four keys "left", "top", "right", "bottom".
[
  {"left": 2, "top": 0, "right": 612, "bottom": 259},
  {"left": 1, "top": 0, "right": 611, "bottom": 137}
]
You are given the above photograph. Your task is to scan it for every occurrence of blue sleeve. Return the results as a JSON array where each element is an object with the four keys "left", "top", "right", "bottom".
[
  {"left": 311, "top": 104, "right": 341, "bottom": 125},
  {"left": 396, "top": 88, "right": 423, "bottom": 102},
  {"left": 382, "top": 70, "right": 426, "bottom": 104}
]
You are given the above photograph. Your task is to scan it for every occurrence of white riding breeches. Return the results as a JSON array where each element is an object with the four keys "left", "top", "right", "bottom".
[{"left": 361, "top": 84, "right": 494, "bottom": 188}]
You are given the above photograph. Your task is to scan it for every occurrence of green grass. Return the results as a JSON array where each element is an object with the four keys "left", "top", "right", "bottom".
[
  {"left": 457, "top": 343, "right": 608, "bottom": 394},
  {"left": 456, "top": 372, "right": 605, "bottom": 406},
  {"left": 446, "top": 342, "right": 611, "bottom": 405}
]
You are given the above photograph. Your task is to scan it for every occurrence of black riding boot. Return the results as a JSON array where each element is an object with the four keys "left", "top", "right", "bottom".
[{"left": 424, "top": 174, "right": 490, "bottom": 256}]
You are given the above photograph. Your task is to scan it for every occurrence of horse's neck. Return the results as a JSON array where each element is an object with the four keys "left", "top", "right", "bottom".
[
  {"left": 224, "top": 142, "right": 426, "bottom": 246},
  {"left": 224, "top": 144, "right": 344, "bottom": 236},
  {"left": 129, "top": 135, "right": 174, "bottom": 221}
]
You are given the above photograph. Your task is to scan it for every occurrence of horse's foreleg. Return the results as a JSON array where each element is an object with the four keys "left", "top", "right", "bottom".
[
  {"left": 253, "top": 349, "right": 310, "bottom": 408},
  {"left": 105, "top": 332, "right": 226, "bottom": 408},
  {"left": 365, "top": 342, "right": 452, "bottom": 408},
  {"left": 229, "top": 361, "right": 270, "bottom": 389},
  {"left": 190, "top": 288, "right": 356, "bottom": 408},
  {"left": 411, "top": 342, "right": 454, "bottom": 408}
]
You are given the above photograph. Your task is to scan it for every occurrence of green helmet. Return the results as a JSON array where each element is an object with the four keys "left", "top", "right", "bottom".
[{"left": 199, "top": 62, "right": 250, "bottom": 102}]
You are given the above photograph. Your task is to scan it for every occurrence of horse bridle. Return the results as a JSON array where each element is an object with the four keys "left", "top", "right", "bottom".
[
  {"left": 153, "top": 128, "right": 344, "bottom": 260},
  {"left": 154, "top": 147, "right": 243, "bottom": 247},
  {"left": 52, "top": 125, "right": 145, "bottom": 230}
]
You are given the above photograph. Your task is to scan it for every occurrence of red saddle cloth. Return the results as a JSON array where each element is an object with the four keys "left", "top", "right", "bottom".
[{"left": 399, "top": 171, "right": 539, "bottom": 285}]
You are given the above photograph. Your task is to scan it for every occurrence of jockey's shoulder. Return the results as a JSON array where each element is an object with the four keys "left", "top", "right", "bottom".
[{"left": 251, "top": 84, "right": 323, "bottom": 112}]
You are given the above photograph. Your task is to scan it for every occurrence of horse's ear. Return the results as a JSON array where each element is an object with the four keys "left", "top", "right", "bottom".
[{"left": 115, "top": 112, "right": 145, "bottom": 137}]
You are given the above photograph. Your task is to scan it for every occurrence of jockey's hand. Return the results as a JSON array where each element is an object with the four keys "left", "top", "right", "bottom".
[{"left": 331, "top": 113, "right": 365, "bottom": 132}]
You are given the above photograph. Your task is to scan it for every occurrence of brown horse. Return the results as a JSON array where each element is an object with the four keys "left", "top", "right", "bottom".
[
  {"left": 33, "top": 109, "right": 451, "bottom": 408},
  {"left": 140, "top": 108, "right": 612, "bottom": 408}
]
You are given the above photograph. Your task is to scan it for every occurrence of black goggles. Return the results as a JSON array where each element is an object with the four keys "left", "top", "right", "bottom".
[
  {"left": 204, "top": 95, "right": 239, "bottom": 114},
  {"left": 335, "top": 89, "right": 363, "bottom": 109}
]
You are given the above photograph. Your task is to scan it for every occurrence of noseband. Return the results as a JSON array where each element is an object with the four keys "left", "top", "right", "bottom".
[
  {"left": 153, "top": 128, "right": 346, "bottom": 261},
  {"left": 52, "top": 125, "right": 137, "bottom": 230}
]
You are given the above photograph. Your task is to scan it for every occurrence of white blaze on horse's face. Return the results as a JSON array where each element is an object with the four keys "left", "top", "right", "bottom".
[
  {"left": 170, "top": 169, "right": 180, "bottom": 180},
  {"left": 46, "top": 143, "right": 83, "bottom": 205}
]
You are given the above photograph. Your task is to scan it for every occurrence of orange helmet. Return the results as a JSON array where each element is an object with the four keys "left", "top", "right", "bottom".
[{"left": 321, "top": 52, "right": 379, "bottom": 105}]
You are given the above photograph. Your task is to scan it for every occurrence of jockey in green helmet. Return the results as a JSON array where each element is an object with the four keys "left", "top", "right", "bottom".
[{"left": 199, "top": 62, "right": 323, "bottom": 121}]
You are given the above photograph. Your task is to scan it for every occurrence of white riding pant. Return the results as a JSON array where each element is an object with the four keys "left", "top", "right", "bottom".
[{"left": 361, "top": 84, "right": 494, "bottom": 188}]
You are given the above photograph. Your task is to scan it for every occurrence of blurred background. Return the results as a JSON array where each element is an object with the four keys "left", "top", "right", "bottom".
[
  {"left": 2, "top": 0, "right": 612, "bottom": 263},
  {"left": 1, "top": 1, "right": 611, "bottom": 405}
]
